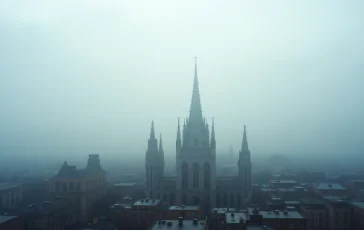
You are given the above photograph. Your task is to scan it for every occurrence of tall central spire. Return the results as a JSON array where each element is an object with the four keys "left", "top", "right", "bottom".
[{"left": 189, "top": 57, "right": 203, "bottom": 125}]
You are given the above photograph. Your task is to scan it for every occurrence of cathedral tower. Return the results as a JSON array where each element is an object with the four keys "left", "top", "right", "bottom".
[
  {"left": 238, "top": 125, "right": 252, "bottom": 201},
  {"left": 145, "top": 121, "right": 164, "bottom": 198},
  {"left": 176, "top": 58, "right": 216, "bottom": 210}
]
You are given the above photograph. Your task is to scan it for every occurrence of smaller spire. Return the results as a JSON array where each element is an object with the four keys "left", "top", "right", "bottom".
[
  {"left": 211, "top": 117, "right": 215, "bottom": 140},
  {"left": 177, "top": 117, "right": 181, "bottom": 140},
  {"left": 150, "top": 120, "right": 155, "bottom": 140},
  {"left": 64, "top": 158, "right": 67, "bottom": 165},
  {"left": 242, "top": 125, "right": 249, "bottom": 150},
  {"left": 159, "top": 133, "right": 163, "bottom": 152}
]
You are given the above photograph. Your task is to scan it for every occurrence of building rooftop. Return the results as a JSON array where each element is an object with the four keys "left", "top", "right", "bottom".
[
  {"left": 169, "top": 205, "right": 199, "bottom": 211},
  {"left": 302, "top": 204, "right": 328, "bottom": 211},
  {"left": 0, "top": 215, "right": 18, "bottom": 225},
  {"left": 246, "top": 225, "right": 273, "bottom": 230},
  {"left": 225, "top": 212, "right": 247, "bottom": 224},
  {"left": 312, "top": 183, "right": 346, "bottom": 190},
  {"left": 133, "top": 199, "right": 160, "bottom": 206},
  {"left": 113, "top": 183, "right": 136, "bottom": 187},
  {"left": 149, "top": 219, "right": 206, "bottom": 230},
  {"left": 20, "top": 197, "right": 73, "bottom": 215},
  {"left": 0, "top": 183, "right": 21, "bottom": 191},
  {"left": 212, "top": 208, "right": 237, "bottom": 214},
  {"left": 351, "top": 201, "right": 364, "bottom": 210},
  {"left": 270, "top": 180, "right": 297, "bottom": 184},
  {"left": 284, "top": 201, "right": 300, "bottom": 205},
  {"left": 248, "top": 209, "right": 304, "bottom": 219}
]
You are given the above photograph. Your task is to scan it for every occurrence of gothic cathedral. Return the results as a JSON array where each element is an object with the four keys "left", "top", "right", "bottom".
[{"left": 145, "top": 60, "right": 252, "bottom": 211}]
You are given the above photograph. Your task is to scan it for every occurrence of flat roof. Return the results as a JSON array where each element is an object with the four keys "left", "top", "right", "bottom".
[
  {"left": 225, "top": 212, "right": 247, "bottom": 224},
  {"left": 149, "top": 220, "right": 205, "bottom": 230},
  {"left": 133, "top": 199, "right": 160, "bottom": 206},
  {"left": 312, "top": 183, "right": 345, "bottom": 190},
  {"left": 169, "top": 205, "right": 199, "bottom": 211},
  {"left": 351, "top": 201, "right": 364, "bottom": 210},
  {"left": 0, "top": 215, "right": 18, "bottom": 224},
  {"left": 247, "top": 226, "right": 273, "bottom": 230},
  {"left": 249, "top": 209, "right": 304, "bottom": 219},
  {"left": 270, "top": 180, "right": 297, "bottom": 184},
  {"left": 0, "top": 183, "right": 21, "bottom": 191},
  {"left": 113, "top": 183, "right": 136, "bottom": 187},
  {"left": 212, "top": 208, "right": 237, "bottom": 214}
]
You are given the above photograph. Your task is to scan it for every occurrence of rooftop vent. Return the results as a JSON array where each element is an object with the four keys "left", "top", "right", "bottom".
[
  {"left": 158, "top": 220, "right": 162, "bottom": 224},
  {"left": 167, "top": 221, "right": 172, "bottom": 227},
  {"left": 231, "top": 213, "right": 235, "bottom": 217},
  {"left": 284, "top": 210, "right": 288, "bottom": 215},
  {"left": 162, "top": 220, "right": 166, "bottom": 225},
  {"left": 181, "top": 205, "right": 185, "bottom": 208},
  {"left": 141, "top": 199, "right": 144, "bottom": 202},
  {"left": 275, "top": 210, "right": 280, "bottom": 215},
  {"left": 193, "top": 219, "right": 198, "bottom": 225},
  {"left": 178, "top": 217, "right": 183, "bottom": 226}
]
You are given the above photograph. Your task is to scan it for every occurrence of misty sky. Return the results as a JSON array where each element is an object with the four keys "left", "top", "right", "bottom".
[{"left": 1, "top": 0, "right": 363, "bottom": 163}]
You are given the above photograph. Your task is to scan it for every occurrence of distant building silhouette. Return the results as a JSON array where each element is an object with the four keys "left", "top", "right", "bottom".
[
  {"left": 49, "top": 154, "right": 107, "bottom": 221},
  {"left": 145, "top": 60, "right": 252, "bottom": 212}
]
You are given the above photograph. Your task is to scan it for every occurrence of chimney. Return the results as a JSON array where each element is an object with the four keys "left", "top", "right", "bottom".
[
  {"left": 178, "top": 217, "right": 183, "bottom": 226},
  {"left": 193, "top": 219, "right": 198, "bottom": 225}
]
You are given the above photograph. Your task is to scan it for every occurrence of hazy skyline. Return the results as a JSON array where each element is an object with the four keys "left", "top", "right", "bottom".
[{"left": 1, "top": 1, "right": 363, "bottom": 162}]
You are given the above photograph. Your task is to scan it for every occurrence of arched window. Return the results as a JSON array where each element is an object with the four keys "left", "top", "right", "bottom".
[
  {"left": 193, "top": 196, "right": 200, "bottom": 205},
  {"left": 237, "top": 194, "right": 241, "bottom": 208},
  {"left": 182, "top": 163, "right": 188, "bottom": 188},
  {"left": 55, "top": 183, "right": 60, "bottom": 192},
  {"left": 69, "top": 182, "right": 74, "bottom": 191},
  {"left": 216, "top": 194, "right": 220, "bottom": 207},
  {"left": 150, "top": 167, "right": 153, "bottom": 188},
  {"left": 62, "top": 182, "right": 67, "bottom": 192},
  {"left": 230, "top": 194, "right": 235, "bottom": 207},
  {"left": 193, "top": 163, "right": 199, "bottom": 188},
  {"left": 170, "top": 193, "right": 175, "bottom": 205},
  {"left": 223, "top": 193, "right": 228, "bottom": 206},
  {"left": 182, "top": 194, "right": 187, "bottom": 205},
  {"left": 204, "top": 162, "right": 211, "bottom": 189}
]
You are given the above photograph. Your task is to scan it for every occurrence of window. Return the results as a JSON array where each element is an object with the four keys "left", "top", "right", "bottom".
[
  {"left": 182, "top": 163, "right": 188, "bottom": 188},
  {"left": 230, "top": 194, "right": 234, "bottom": 207},
  {"left": 193, "top": 163, "right": 199, "bottom": 188},
  {"left": 204, "top": 163, "right": 211, "bottom": 188}
]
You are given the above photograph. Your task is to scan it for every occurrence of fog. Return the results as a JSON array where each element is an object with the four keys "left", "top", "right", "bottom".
[{"left": 1, "top": 0, "right": 363, "bottom": 166}]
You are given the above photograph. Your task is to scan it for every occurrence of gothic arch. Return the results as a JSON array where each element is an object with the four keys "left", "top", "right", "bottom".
[
  {"left": 193, "top": 162, "right": 199, "bottom": 188},
  {"left": 204, "top": 162, "right": 211, "bottom": 189},
  {"left": 182, "top": 162, "right": 188, "bottom": 188}
]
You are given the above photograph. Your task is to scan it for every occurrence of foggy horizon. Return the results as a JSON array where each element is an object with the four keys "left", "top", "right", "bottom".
[{"left": 1, "top": 1, "right": 363, "bottom": 163}]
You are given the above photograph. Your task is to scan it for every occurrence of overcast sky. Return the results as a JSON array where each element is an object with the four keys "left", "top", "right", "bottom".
[{"left": 1, "top": 0, "right": 363, "bottom": 163}]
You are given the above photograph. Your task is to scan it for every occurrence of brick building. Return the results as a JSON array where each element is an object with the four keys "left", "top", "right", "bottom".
[
  {"left": 300, "top": 200, "right": 329, "bottom": 230},
  {"left": 0, "top": 215, "right": 23, "bottom": 230},
  {"left": 167, "top": 205, "right": 200, "bottom": 220},
  {"left": 110, "top": 198, "right": 165, "bottom": 230},
  {"left": 0, "top": 183, "right": 22, "bottom": 209},
  {"left": 49, "top": 154, "right": 107, "bottom": 221}
]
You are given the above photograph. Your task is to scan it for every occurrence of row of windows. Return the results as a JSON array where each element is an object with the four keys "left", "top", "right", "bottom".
[
  {"left": 182, "top": 162, "right": 211, "bottom": 189},
  {"left": 86, "top": 191, "right": 105, "bottom": 206},
  {"left": 55, "top": 177, "right": 105, "bottom": 192},
  {"left": 216, "top": 193, "right": 248, "bottom": 208}
]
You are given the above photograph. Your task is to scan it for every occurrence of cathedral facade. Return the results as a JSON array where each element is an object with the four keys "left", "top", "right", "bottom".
[{"left": 145, "top": 61, "right": 252, "bottom": 211}]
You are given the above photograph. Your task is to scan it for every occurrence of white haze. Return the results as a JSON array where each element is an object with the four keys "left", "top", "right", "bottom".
[{"left": 0, "top": 0, "right": 363, "bottom": 165}]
